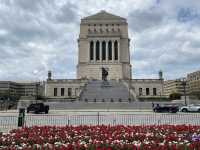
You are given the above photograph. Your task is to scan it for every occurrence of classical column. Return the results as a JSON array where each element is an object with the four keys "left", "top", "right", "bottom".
[
  {"left": 106, "top": 41, "right": 108, "bottom": 62},
  {"left": 94, "top": 40, "right": 96, "bottom": 62},
  {"left": 118, "top": 40, "right": 120, "bottom": 62},
  {"left": 100, "top": 40, "right": 102, "bottom": 62},
  {"left": 112, "top": 40, "right": 114, "bottom": 62},
  {"left": 88, "top": 41, "right": 90, "bottom": 62}
]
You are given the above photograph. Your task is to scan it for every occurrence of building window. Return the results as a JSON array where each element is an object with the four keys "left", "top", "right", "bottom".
[
  {"left": 68, "top": 88, "right": 72, "bottom": 97},
  {"left": 75, "top": 88, "right": 79, "bottom": 96},
  {"left": 108, "top": 41, "right": 112, "bottom": 60},
  {"left": 54, "top": 88, "right": 57, "bottom": 96},
  {"left": 90, "top": 41, "right": 94, "bottom": 60},
  {"left": 61, "top": 88, "right": 65, "bottom": 96},
  {"left": 96, "top": 41, "right": 100, "bottom": 60},
  {"left": 139, "top": 88, "right": 142, "bottom": 96},
  {"left": 146, "top": 88, "right": 150, "bottom": 95},
  {"left": 153, "top": 88, "right": 157, "bottom": 96},
  {"left": 102, "top": 41, "right": 106, "bottom": 60},
  {"left": 114, "top": 40, "right": 118, "bottom": 60}
]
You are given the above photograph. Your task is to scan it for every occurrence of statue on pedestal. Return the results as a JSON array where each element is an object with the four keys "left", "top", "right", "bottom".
[{"left": 102, "top": 67, "right": 108, "bottom": 81}]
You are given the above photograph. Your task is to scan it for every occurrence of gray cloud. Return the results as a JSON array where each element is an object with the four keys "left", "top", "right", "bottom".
[
  {"left": 128, "top": 8, "right": 164, "bottom": 32},
  {"left": 0, "top": 0, "right": 200, "bottom": 81},
  {"left": 55, "top": 2, "right": 78, "bottom": 23},
  {"left": 0, "top": 0, "right": 78, "bottom": 81},
  {"left": 177, "top": 8, "right": 199, "bottom": 23}
]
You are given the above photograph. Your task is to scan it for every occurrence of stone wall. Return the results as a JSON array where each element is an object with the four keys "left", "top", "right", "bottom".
[
  {"left": 130, "top": 79, "right": 164, "bottom": 97},
  {"left": 45, "top": 79, "right": 87, "bottom": 99}
]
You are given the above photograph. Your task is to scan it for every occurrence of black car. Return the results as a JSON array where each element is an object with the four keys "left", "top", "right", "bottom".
[
  {"left": 27, "top": 103, "right": 49, "bottom": 114},
  {"left": 153, "top": 104, "right": 179, "bottom": 113}
]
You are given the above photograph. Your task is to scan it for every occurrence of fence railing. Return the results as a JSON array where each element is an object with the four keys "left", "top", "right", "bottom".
[
  {"left": 1, "top": 113, "right": 200, "bottom": 132},
  {"left": 0, "top": 116, "right": 18, "bottom": 132}
]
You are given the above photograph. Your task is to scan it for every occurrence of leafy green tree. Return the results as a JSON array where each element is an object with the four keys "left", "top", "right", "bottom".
[
  {"left": 169, "top": 93, "right": 182, "bottom": 100},
  {"left": 189, "top": 92, "right": 200, "bottom": 99}
]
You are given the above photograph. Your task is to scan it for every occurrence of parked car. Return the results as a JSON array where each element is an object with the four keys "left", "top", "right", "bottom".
[
  {"left": 153, "top": 104, "right": 179, "bottom": 113},
  {"left": 27, "top": 103, "right": 49, "bottom": 114},
  {"left": 180, "top": 104, "right": 200, "bottom": 112}
]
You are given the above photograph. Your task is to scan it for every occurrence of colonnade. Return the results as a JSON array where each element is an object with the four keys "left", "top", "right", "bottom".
[{"left": 89, "top": 40, "right": 120, "bottom": 62}]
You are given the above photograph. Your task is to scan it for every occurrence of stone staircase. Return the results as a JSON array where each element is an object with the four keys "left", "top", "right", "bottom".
[{"left": 80, "top": 80, "right": 135, "bottom": 102}]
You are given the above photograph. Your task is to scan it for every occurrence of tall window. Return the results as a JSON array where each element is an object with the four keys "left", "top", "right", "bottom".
[
  {"left": 75, "top": 88, "right": 79, "bottom": 96},
  {"left": 102, "top": 41, "right": 106, "bottom": 60},
  {"left": 139, "top": 88, "right": 142, "bottom": 96},
  {"left": 108, "top": 41, "right": 112, "bottom": 60},
  {"left": 146, "top": 88, "right": 150, "bottom": 95},
  {"left": 54, "top": 88, "right": 57, "bottom": 96},
  {"left": 68, "top": 88, "right": 72, "bottom": 97},
  {"left": 61, "top": 88, "right": 65, "bottom": 96},
  {"left": 90, "top": 41, "right": 94, "bottom": 60},
  {"left": 114, "top": 41, "right": 118, "bottom": 60},
  {"left": 153, "top": 88, "right": 157, "bottom": 96},
  {"left": 96, "top": 41, "right": 100, "bottom": 60}
]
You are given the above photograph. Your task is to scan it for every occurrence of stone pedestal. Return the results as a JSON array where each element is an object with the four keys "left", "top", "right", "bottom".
[{"left": 101, "top": 80, "right": 112, "bottom": 88}]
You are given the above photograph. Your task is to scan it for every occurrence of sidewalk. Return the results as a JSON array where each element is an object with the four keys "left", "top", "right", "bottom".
[{"left": 0, "top": 109, "right": 153, "bottom": 116}]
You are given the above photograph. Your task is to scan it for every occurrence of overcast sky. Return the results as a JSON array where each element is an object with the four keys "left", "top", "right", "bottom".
[{"left": 0, "top": 0, "right": 200, "bottom": 81}]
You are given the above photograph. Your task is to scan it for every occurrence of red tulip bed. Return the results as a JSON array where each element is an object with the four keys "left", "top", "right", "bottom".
[{"left": 1, "top": 125, "right": 200, "bottom": 150}]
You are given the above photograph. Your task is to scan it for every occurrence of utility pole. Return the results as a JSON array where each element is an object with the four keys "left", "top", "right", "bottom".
[
  {"left": 182, "top": 78, "right": 187, "bottom": 106},
  {"left": 7, "top": 82, "right": 10, "bottom": 111}
]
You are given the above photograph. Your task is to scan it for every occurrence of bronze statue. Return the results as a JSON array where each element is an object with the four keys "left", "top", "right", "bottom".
[{"left": 102, "top": 67, "right": 108, "bottom": 81}]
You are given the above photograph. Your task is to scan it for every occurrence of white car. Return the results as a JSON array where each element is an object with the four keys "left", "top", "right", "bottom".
[{"left": 180, "top": 104, "right": 200, "bottom": 112}]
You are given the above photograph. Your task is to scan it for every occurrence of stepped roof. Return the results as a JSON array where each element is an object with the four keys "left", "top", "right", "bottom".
[{"left": 82, "top": 10, "right": 126, "bottom": 21}]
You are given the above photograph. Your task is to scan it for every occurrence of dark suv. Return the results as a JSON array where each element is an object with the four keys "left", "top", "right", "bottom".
[
  {"left": 153, "top": 104, "right": 179, "bottom": 113},
  {"left": 27, "top": 103, "right": 49, "bottom": 114}
]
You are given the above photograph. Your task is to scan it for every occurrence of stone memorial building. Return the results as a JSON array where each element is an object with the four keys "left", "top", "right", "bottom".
[
  {"left": 45, "top": 11, "right": 164, "bottom": 101},
  {"left": 77, "top": 10, "right": 131, "bottom": 80}
]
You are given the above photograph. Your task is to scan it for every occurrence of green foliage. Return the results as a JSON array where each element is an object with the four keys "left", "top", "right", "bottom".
[
  {"left": 189, "top": 92, "right": 200, "bottom": 99},
  {"left": 169, "top": 93, "right": 182, "bottom": 100},
  {"left": 139, "top": 97, "right": 169, "bottom": 101},
  {"left": 0, "top": 95, "right": 20, "bottom": 101}
]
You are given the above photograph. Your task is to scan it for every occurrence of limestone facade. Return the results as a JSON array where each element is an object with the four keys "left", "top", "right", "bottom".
[
  {"left": 0, "top": 81, "right": 44, "bottom": 99},
  {"left": 45, "top": 79, "right": 87, "bottom": 99},
  {"left": 77, "top": 11, "right": 131, "bottom": 80},
  {"left": 131, "top": 79, "right": 163, "bottom": 97},
  {"left": 163, "top": 79, "right": 185, "bottom": 96},
  {"left": 187, "top": 70, "right": 200, "bottom": 94}
]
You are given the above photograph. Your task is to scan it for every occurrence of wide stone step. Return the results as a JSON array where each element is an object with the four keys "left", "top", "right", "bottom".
[{"left": 80, "top": 80, "right": 133, "bottom": 101}]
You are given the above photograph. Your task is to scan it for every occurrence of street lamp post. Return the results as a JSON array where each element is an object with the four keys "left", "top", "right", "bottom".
[
  {"left": 129, "top": 79, "right": 131, "bottom": 100},
  {"left": 182, "top": 78, "right": 187, "bottom": 106},
  {"left": 7, "top": 82, "right": 10, "bottom": 112}
]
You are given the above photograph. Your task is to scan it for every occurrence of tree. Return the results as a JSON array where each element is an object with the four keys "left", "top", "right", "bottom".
[
  {"left": 189, "top": 92, "right": 200, "bottom": 99},
  {"left": 169, "top": 93, "right": 182, "bottom": 100}
]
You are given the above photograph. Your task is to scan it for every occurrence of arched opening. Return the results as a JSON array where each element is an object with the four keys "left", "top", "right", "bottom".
[
  {"left": 114, "top": 41, "right": 118, "bottom": 60},
  {"left": 90, "top": 41, "right": 94, "bottom": 60},
  {"left": 108, "top": 41, "right": 112, "bottom": 60},
  {"left": 96, "top": 41, "right": 100, "bottom": 60},
  {"left": 102, "top": 41, "right": 106, "bottom": 60}
]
